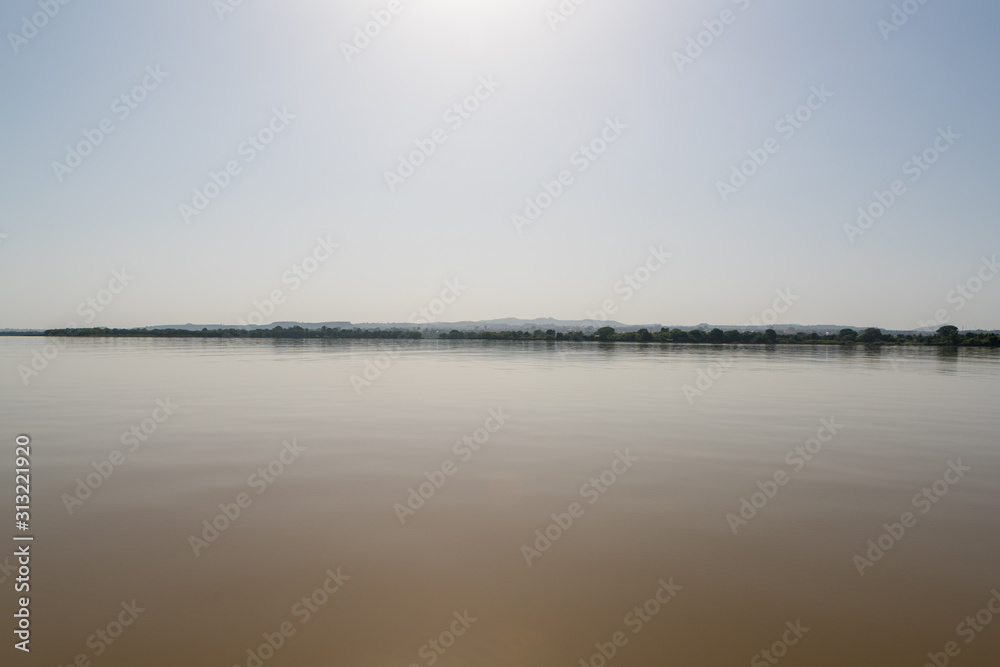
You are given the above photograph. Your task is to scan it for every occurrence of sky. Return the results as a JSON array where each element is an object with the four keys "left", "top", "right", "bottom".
[{"left": 1, "top": 0, "right": 998, "bottom": 330}]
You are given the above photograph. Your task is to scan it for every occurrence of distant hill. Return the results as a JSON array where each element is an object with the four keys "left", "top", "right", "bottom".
[
  {"left": 147, "top": 318, "right": 656, "bottom": 333},
  {"left": 149, "top": 321, "right": 352, "bottom": 331}
]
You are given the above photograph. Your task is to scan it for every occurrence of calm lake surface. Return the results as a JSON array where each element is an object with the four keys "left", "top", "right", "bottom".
[{"left": 1, "top": 338, "right": 999, "bottom": 666}]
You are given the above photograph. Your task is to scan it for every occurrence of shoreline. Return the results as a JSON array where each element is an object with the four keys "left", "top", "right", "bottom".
[{"left": 1, "top": 326, "right": 997, "bottom": 348}]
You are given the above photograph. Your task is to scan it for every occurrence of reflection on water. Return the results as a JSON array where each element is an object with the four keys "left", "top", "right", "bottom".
[{"left": 1, "top": 338, "right": 999, "bottom": 666}]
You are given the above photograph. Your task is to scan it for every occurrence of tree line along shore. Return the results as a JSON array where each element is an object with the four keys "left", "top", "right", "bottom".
[{"left": 3, "top": 325, "right": 997, "bottom": 347}]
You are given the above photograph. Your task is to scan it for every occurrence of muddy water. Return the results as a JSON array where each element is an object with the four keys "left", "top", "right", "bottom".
[{"left": 1, "top": 338, "right": 998, "bottom": 666}]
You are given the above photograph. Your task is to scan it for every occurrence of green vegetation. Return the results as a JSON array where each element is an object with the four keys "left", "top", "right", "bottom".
[
  {"left": 441, "top": 325, "right": 998, "bottom": 346},
  {"left": 6, "top": 325, "right": 999, "bottom": 346}
]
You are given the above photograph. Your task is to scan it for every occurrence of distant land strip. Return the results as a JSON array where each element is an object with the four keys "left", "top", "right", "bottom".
[{"left": 1, "top": 325, "right": 998, "bottom": 347}]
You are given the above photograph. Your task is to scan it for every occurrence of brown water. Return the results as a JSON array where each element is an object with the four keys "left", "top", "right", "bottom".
[{"left": 1, "top": 338, "right": 999, "bottom": 667}]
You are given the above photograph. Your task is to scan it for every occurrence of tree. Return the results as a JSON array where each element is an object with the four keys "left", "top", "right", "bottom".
[
  {"left": 636, "top": 328, "right": 653, "bottom": 342},
  {"left": 858, "top": 327, "right": 883, "bottom": 343},
  {"left": 935, "top": 325, "right": 960, "bottom": 345},
  {"left": 597, "top": 326, "right": 616, "bottom": 342},
  {"left": 764, "top": 329, "right": 778, "bottom": 343},
  {"left": 708, "top": 328, "right": 726, "bottom": 343},
  {"left": 839, "top": 328, "right": 858, "bottom": 341}
]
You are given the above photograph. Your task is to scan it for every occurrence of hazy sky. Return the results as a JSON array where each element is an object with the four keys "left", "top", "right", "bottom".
[{"left": 2, "top": 0, "right": 998, "bottom": 329}]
